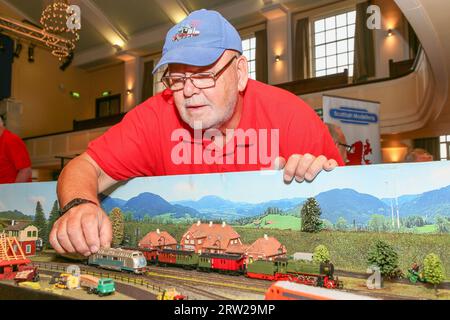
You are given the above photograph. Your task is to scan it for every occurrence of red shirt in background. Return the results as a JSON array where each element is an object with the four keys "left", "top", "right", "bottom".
[
  {"left": 0, "top": 129, "right": 32, "bottom": 183},
  {"left": 87, "top": 79, "right": 344, "bottom": 181}
]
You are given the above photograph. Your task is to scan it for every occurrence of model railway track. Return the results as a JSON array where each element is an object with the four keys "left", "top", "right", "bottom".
[
  {"left": 33, "top": 261, "right": 261, "bottom": 299},
  {"left": 145, "top": 269, "right": 268, "bottom": 294},
  {"left": 144, "top": 265, "right": 271, "bottom": 290},
  {"left": 175, "top": 282, "right": 233, "bottom": 300}
]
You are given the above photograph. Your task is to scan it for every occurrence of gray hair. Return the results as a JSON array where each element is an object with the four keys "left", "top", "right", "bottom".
[{"left": 405, "top": 148, "right": 432, "bottom": 162}]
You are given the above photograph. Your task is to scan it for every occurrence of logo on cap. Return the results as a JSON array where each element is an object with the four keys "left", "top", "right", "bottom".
[{"left": 172, "top": 22, "right": 200, "bottom": 42}]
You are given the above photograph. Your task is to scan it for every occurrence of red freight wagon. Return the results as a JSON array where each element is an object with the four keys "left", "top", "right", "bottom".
[
  {"left": 157, "top": 249, "right": 178, "bottom": 266},
  {"left": 139, "top": 248, "right": 158, "bottom": 264},
  {"left": 204, "top": 253, "right": 246, "bottom": 274}
]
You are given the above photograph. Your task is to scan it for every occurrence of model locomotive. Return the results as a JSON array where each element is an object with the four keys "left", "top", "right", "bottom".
[
  {"left": 246, "top": 258, "right": 341, "bottom": 288},
  {"left": 89, "top": 247, "right": 342, "bottom": 289},
  {"left": 88, "top": 247, "right": 147, "bottom": 274}
]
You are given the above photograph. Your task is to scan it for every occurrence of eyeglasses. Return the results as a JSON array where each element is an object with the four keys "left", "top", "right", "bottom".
[
  {"left": 337, "top": 142, "right": 354, "bottom": 152},
  {"left": 161, "top": 56, "right": 238, "bottom": 91}
]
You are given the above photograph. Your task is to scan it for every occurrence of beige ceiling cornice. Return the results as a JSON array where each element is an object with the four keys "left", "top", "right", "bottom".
[
  {"left": 71, "top": 0, "right": 128, "bottom": 47},
  {"left": 155, "top": 0, "right": 189, "bottom": 24}
]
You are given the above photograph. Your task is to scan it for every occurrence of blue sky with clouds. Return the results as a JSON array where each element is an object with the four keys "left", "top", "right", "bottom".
[{"left": 1, "top": 161, "right": 449, "bottom": 216}]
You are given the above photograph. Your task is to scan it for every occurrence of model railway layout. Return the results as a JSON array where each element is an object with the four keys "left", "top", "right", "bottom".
[{"left": 87, "top": 247, "right": 343, "bottom": 289}]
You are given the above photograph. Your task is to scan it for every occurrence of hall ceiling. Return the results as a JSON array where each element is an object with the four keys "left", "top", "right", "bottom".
[{"left": 0, "top": 0, "right": 338, "bottom": 65}]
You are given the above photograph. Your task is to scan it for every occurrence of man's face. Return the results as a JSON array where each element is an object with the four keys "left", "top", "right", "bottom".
[
  {"left": 416, "top": 153, "right": 433, "bottom": 162},
  {"left": 335, "top": 126, "right": 348, "bottom": 163},
  {"left": 169, "top": 51, "right": 242, "bottom": 130}
]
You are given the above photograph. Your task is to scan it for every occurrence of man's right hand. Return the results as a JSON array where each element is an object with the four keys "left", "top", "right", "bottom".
[{"left": 49, "top": 203, "right": 112, "bottom": 256}]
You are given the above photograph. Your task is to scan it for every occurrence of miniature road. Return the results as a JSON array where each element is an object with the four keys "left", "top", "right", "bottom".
[
  {"left": 114, "top": 282, "right": 156, "bottom": 300},
  {"left": 40, "top": 270, "right": 156, "bottom": 300}
]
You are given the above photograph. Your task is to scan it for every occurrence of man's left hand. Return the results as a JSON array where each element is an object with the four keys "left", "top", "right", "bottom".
[{"left": 275, "top": 154, "right": 338, "bottom": 183}]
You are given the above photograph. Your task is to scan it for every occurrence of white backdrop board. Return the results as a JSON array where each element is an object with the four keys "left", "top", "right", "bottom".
[{"left": 323, "top": 95, "right": 381, "bottom": 165}]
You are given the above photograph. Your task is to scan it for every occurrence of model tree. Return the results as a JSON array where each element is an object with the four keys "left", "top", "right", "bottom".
[
  {"left": 423, "top": 253, "right": 445, "bottom": 294},
  {"left": 300, "top": 197, "right": 322, "bottom": 233},
  {"left": 367, "top": 240, "right": 402, "bottom": 279},
  {"left": 34, "top": 201, "right": 48, "bottom": 247},
  {"left": 335, "top": 217, "right": 348, "bottom": 231},
  {"left": 313, "top": 245, "right": 330, "bottom": 263},
  {"left": 368, "top": 214, "right": 389, "bottom": 232},
  {"left": 110, "top": 207, "right": 124, "bottom": 247},
  {"left": 435, "top": 215, "right": 450, "bottom": 234},
  {"left": 47, "top": 200, "right": 60, "bottom": 231},
  {"left": 321, "top": 219, "right": 333, "bottom": 230}
]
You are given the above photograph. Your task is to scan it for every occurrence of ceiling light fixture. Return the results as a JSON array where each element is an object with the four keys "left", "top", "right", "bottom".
[{"left": 40, "top": 0, "right": 80, "bottom": 59}]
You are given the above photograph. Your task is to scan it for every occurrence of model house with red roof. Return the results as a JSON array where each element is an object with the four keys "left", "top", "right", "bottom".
[
  {"left": 180, "top": 221, "right": 245, "bottom": 254},
  {"left": 138, "top": 229, "right": 177, "bottom": 250},
  {"left": 245, "top": 234, "right": 287, "bottom": 263}
]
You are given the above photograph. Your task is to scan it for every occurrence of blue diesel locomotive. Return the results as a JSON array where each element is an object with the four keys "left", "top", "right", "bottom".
[{"left": 88, "top": 247, "right": 147, "bottom": 274}]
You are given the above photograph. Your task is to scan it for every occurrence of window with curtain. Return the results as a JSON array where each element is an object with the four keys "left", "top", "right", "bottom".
[
  {"left": 242, "top": 36, "right": 256, "bottom": 80},
  {"left": 313, "top": 10, "right": 356, "bottom": 77},
  {"left": 440, "top": 135, "right": 450, "bottom": 160}
]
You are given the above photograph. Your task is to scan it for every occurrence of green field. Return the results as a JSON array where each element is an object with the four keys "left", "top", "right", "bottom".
[
  {"left": 414, "top": 224, "right": 439, "bottom": 233},
  {"left": 125, "top": 222, "right": 450, "bottom": 280},
  {"left": 242, "top": 214, "right": 301, "bottom": 230}
]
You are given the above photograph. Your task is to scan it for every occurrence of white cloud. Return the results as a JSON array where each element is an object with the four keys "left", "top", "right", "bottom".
[{"left": 0, "top": 201, "right": 6, "bottom": 211}]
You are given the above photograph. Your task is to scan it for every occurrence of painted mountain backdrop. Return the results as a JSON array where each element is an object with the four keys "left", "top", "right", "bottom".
[
  {"left": 99, "top": 185, "right": 450, "bottom": 224},
  {"left": 100, "top": 192, "right": 201, "bottom": 220}
]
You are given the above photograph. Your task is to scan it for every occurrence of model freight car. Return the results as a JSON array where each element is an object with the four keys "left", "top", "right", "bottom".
[
  {"left": 156, "top": 249, "right": 245, "bottom": 274},
  {"left": 157, "top": 249, "right": 198, "bottom": 268},
  {"left": 198, "top": 253, "right": 246, "bottom": 275}
]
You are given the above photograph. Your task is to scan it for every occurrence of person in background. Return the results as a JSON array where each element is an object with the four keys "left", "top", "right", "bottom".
[
  {"left": 405, "top": 148, "right": 433, "bottom": 162},
  {"left": 326, "top": 123, "right": 350, "bottom": 164},
  {"left": 0, "top": 114, "right": 32, "bottom": 184}
]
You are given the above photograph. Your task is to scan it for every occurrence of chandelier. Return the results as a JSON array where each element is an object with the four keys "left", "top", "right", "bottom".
[{"left": 40, "top": 0, "right": 80, "bottom": 59}]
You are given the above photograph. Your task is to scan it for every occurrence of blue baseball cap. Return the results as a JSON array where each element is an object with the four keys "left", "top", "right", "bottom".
[{"left": 152, "top": 9, "right": 243, "bottom": 74}]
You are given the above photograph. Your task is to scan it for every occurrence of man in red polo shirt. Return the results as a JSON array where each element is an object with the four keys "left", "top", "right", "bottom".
[
  {"left": 0, "top": 114, "right": 32, "bottom": 184},
  {"left": 50, "top": 9, "right": 344, "bottom": 257}
]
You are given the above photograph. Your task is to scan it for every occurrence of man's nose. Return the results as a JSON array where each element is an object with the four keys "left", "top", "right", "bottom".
[{"left": 183, "top": 77, "right": 201, "bottom": 97}]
